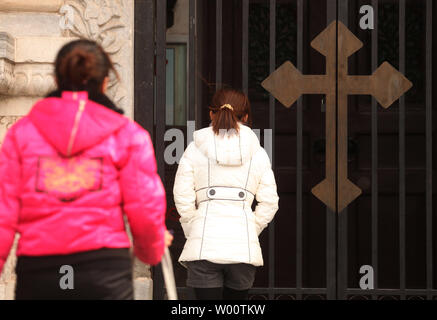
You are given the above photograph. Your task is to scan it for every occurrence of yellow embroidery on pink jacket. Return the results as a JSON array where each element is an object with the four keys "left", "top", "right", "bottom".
[{"left": 37, "top": 156, "right": 102, "bottom": 200}]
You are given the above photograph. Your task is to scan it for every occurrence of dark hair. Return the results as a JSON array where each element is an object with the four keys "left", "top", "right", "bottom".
[
  {"left": 209, "top": 88, "right": 252, "bottom": 135},
  {"left": 54, "top": 39, "right": 119, "bottom": 93}
]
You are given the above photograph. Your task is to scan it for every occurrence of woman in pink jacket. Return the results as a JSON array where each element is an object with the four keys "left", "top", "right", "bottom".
[{"left": 0, "top": 40, "right": 171, "bottom": 299}]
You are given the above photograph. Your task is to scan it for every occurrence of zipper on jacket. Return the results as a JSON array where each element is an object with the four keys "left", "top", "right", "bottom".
[
  {"left": 198, "top": 201, "right": 210, "bottom": 260},
  {"left": 243, "top": 159, "right": 253, "bottom": 264},
  {"left": 66, "top": 99, "right": 86, "bottom": 157},
  {"left": 199, "top": 159, "right": 211, "bottom": 260}
]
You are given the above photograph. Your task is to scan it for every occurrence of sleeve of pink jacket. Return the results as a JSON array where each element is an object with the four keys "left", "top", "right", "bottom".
[
  {"left": 119, "top": 123, "right": 167, "bottom": 266},
  {"left": 0, "top": 126, "right": 21, "bottom": 275}
]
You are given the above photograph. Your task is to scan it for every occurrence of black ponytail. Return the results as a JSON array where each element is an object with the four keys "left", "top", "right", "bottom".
[
  {"left": 51, "top": 39, "right": 124, "bottom": 114},
  {"left": 55, "top": 39, "right": 119, "bottom": 93}
]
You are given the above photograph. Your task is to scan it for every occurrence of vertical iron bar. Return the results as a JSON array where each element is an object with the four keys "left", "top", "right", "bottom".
[
  {"left": 398, "top": 0, "right": 406, "bottom": 301},
  {"left": 326, "top": 0, "right": 337, "bottom": 300},
  {"left": 337, "top": 0, "right": 348, "bottom": 301},
  {"left": 216, "top": 0, "right": 223, "bottom": 90},
  {"left": 327, "top": 0, "right": 336, "bottom": 24},
  {"left": 242, "top": 0, "right": 249, "bottom": 95},
  {"left": 134, "top": 0, "right": 155, "bottom": 139},
  {"left": 371, "top": 0, "right": 379, "bottom": 301},
  {"left": 188, "top": 0, "right": 196, "bottom": 124},
  {"left": 296, "top": 0, "right": 303, "bottom": 301},
  {"left": 268, "top": 0, "right": 276, "bottom": 300},
  {"left": 426, "top": 0, "right": 433, "bottom": 301},
  {"left": 156, "top": 0, "right": 167, "bottom": 183},
  {"left": 153, "top": 0, "right": 167, "bottom": 301}
]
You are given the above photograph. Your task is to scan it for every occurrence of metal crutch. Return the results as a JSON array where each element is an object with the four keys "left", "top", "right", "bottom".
[{"left": 161, "top": 247, "right": 178, "bottom": 300}]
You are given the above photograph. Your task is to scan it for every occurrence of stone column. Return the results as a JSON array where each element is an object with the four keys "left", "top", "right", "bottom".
[{"left": 0, "top": 0, "right": 150, "bottom": 300}]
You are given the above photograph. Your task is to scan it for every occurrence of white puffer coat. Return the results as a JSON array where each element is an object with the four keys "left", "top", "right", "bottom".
[{"left": 173, "top": 123, "right": 279, "bottom": 267}]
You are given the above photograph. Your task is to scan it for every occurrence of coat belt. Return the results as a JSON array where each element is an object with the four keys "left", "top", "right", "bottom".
[{"left": 195, "top": 186, "right": 254, "bottom": 205}]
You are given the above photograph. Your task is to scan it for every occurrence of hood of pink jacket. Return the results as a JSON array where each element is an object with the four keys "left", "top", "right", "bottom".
[{"left": 28, "top": 91, "right": 128, "bottom": 157}]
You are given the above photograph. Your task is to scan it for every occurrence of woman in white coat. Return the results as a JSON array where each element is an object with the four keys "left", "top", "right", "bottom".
[{"left": 173, "top": 88, "right": 279, "bottom": 300}]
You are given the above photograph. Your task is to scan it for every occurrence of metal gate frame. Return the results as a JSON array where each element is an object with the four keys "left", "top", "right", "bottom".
[{"left": 134, "top": 0, "right": 434, "bottom": 300}]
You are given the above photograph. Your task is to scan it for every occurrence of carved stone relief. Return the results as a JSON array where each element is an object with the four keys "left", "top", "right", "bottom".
[
  {"left": 62, "top": 0, "right": 134, "bottom": 114},
  {"left": 1, "top": 63, "right": 57, "bottom": 97},
  {"left": 0, "top": 116, "right": 21, "bottom": 300},
  {"left": 0, "top": 116, "right": 21, "bottom": 144},
  {"left": 0, "top": 32, "right": 59, "bottom": 97}
]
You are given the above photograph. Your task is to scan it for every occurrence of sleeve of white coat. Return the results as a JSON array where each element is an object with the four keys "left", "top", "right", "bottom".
[
  {"left": 253, "top": 149, "right": 279, "bottom": 236},
  {"left": 173, "top": 142, "right": 197, "bottom": 238}
]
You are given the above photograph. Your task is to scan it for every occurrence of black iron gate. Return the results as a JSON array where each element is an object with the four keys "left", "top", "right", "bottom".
[{"left": 134, "top": 0, "right": 436, "bottom": 300}]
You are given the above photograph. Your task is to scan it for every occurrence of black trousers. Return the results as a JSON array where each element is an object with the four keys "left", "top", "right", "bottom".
[
  {"left": 194, "top": 287, "right": 250, "bottom": 300},
  {"left": 15, "top": 248, "right": 134, "bottom": 300}
]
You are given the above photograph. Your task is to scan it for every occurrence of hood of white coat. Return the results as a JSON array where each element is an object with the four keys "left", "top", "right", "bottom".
[{"left": 193, "top": 123, "right": 260, "bottom": 166}]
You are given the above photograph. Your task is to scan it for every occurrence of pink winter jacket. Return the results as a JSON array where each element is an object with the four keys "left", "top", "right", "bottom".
[{"left": 0, "top": 91, "right": 166, "bottom": 274}]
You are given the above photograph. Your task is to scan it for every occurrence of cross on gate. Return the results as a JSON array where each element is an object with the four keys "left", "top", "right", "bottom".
[{"left": 262, "top": 21, "right": 412, "bottom": 212}]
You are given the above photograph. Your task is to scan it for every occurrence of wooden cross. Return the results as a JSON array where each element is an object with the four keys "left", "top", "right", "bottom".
[{"left": 262, "top": 21, "right": 412, "bottom": 212}]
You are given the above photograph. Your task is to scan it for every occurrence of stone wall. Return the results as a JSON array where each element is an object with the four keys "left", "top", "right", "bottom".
[{"left": 0, "top": 0, "right": 151, "bottom": 300}]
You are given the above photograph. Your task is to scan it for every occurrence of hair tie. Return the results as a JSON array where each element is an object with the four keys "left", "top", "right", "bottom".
[{"left": 220, "top": 104, "right": 234, "bottom": 111}]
